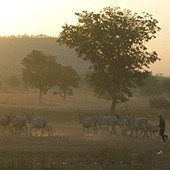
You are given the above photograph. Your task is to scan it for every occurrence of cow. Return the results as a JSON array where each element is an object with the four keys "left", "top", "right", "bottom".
[
  {"left": 116, "top": 115, "right": 131, "bottom": 136},
  {"left": 146, "top": 123, "right": 159, "bottom": 138},
  {"left": 26, "top": 113, "right": 47, "bottom": 136},
  {"left": 96, "top": 115, "right": 117, "bottom": 134},
  {"left": 116, "top": 115, "right": 149, "bottom": 138},
  {"left": 0, "top": 115, "right": 11, "bottom": 134},
  {"left": 129, "top": 117, "right": 149, "bottom": 138},
  {"left": 10, "top": 115, "right": 28, "bottom": 135},
  {"left": 79, "top": 114, "right": 97, "bottom": 135}
]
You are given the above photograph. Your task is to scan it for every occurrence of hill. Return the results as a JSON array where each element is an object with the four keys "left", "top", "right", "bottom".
[{"left": 0, "top": 36, "right": 90, "bottom": 77}]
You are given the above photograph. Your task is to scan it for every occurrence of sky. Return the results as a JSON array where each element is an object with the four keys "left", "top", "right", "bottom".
[{"left": 0, "top": 0, "right": 170, "bottom": 76}]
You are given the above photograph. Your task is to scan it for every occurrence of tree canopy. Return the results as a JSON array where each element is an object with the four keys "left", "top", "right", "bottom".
[
  {"left": 57, "top": 7, "right": 161, "bottom": 114},
  {"left": 53, "top": 66, "right": 80, "bottom": 101},
  {"left": 22, "top": 50, "right": 80, "bottom": 101},
  {"left": 22, "top": 50, "right": 61, "bottom": 100}
]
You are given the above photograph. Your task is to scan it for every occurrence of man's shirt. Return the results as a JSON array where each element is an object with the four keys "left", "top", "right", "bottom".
[{"left": 159, "top": 118, "right": 165, "bottom": 127}]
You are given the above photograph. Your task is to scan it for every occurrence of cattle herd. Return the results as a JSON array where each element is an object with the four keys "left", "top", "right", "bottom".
[
  {"left": 79, "top": 114, "right": 160, "bottom": 138},
  {"left": 0, "top": 112, "right": 160, "bottom": 139},
  {"left": 0, "top": 113, "right": 53, "bottom": 136}
]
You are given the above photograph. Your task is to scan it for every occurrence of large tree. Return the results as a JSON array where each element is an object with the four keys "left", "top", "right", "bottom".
[
  {"left": 57, "top": 7, "right": 161, "bottom": 114},
  {"left": 22, "top": 50, "right": 61, "bottom": 101}
]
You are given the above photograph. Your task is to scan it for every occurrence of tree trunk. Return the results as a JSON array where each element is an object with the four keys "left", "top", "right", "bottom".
[{"left": 110, "top": 98, "right": 117, "bottom": 115}]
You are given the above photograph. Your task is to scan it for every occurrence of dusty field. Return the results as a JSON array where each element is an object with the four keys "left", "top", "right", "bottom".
[
  {"left": 0, "top": 90, "right": 170, "bottom": 169},
  {"left": 0, "top": 122, "right": 169, "bottom": 170}
]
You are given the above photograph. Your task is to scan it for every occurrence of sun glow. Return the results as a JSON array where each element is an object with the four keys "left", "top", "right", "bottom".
[
  {"left": 0, "top": 1, "right": 24, "bottom": 21},
  {"left": 0, "top": 1, "right": 33, "bottom": 35},
  {"left": 0, "top": 0, "right": 60, "bottom": 36},
  {"left": 0, "top": 0, "right": 116, "bottom": 36},
  {"left": 0, "top": 0, "right": 169, "bottom": 75}
]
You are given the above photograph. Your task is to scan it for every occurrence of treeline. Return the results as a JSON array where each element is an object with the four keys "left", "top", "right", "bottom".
[
  {"left": 0, "top": 34, "right": 54, "bottom": 39},
  {"left": 1, "top": 70, "right": 170, "bottom": 98},
  {"left": 0, "top": 50, "right": 83, "bottom": 101},
  {"left": 139, "top": 75, "right": 170, "bottom": 97}
]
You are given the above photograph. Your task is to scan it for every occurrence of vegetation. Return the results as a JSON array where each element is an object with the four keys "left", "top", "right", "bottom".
[
  {"left": 22, "top": 50, "right": 61, "bottom": 101},
  {"left": 139, "top": 75, "right": 162, "bottom": 96},
  {"left": 0, "top": 37, "right": 89, "bottom": 77},
  {"left": 139, "top": 75, "right": 170, "bottom": 97},
  {"left": 53, "top": 66, "right": 80, "bottom": 101},
  {"left": 6, "top": 76, "right": 20, "bottom": 88},
  {"left": 0, "top": 5, "right": 169, "bottom": 170},
  {"left": 22, "top": 50, "right": 80, "bottom": 101},
  {"left": 57, "top": 7, "right": 161, "bottom": 114}
]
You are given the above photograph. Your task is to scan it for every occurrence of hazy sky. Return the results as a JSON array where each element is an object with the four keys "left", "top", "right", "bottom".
[{"left": 0, "top": 0, "right": 169, "bottom": 75}]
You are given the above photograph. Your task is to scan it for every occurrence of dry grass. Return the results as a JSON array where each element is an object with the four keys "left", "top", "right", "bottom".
[{"left": 0, "top": 88, "right": 168, "bottom": 120}]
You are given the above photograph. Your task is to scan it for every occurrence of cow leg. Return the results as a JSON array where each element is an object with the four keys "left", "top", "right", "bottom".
[
  {"left": 93, "top": 126, "right": 96, "bottom": 135},
  {"left": 10, "top": 125, "right": 14, "bottom": 134},
  {"left": 138, "top": 130, "right": 143, "bottom": 138},
  {"left": 17, "top": 126, "right": 22, "bottom": 135},
  {"left": 2, "top": 125, "right": 7, "bottom": 134},
  {"left": 135, "top": 129, "right": 138, "bottom": 138},
  {"left": 112, "top": 126, "right": 117, "bottom": 135},
  {"left": 36, "top": 127, "right": 38, "bottom": 136},
  {"left": 14, "top": 126, "right": 17, "bottom": 135},
  {"left": 153, "top": 132, "right": 158, "bottom": 138},
  {"left": 130, "top": 129, "right": 134, "bottom": 137},
  {"left": 81, "top": 127, "right": 85, "bottom": 135},
  {"left": 87, "top": 127, "right": 89, "bottom": 134},
  {"left": 24, "top": 124, "right": 28, "bottom": 135},
  {"left": 143, "top": 128, "right": 149, "bottom": 138},
  {"left": 30, "top": 126, "right": 34, "bottom": 136},
  {"left": 146, "top": 130, "right": 149, "bottom": 138},
  {"left": 95, "top": 126, "right": 98, "bottom": 135},
  {"left": 40, "top": 128, "right": 44, "bottom": 136},
  {"left": 122, "top": 129, "right": 125, "bottom": 136}
]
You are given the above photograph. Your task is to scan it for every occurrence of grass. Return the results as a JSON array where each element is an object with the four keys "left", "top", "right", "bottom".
[{"left": 0, "top": 88, "right": 168, "bottom": 122}]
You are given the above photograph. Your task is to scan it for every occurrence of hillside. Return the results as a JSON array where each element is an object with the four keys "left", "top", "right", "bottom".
[{"left": 0, "top": 37, "right": 90, "bottom": 77}]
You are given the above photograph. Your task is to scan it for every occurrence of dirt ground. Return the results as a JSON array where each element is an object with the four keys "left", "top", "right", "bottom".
[{"left": 0, "top": 124, "right": 169, "bottom": 170}]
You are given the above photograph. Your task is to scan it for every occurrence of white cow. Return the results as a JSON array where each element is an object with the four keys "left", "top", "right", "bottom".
[
  {"left": 10, "top": 115, "right": 28, "bottom": 135},
  {"left": 146, "top": 123, "right": 159, "bottom": 138},
  {"left": 79, "top": 114, "right": 97, "bottom": 135},
  {"left": 45, "top": 123, "right": 53, "bottom": 136},
  {"left": 116, "top": 115, "right": 131, "bottom": 136},
  {"left": 129, "top": 117, "right": 149, "bottom": 138},
  {"left": 97, "top": 115, "right": 117, "bottom": 134},
  {"left": 26, "top": 113, "right": 47, "bottom": 136},
  {"left": 116, "top": 116, "right": 149, "bottom": 138},
  {"left": 0, "top": 115, "right": 11, "bottom": 134}
]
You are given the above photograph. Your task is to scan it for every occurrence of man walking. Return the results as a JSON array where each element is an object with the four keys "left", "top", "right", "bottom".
[{"left": 159, "top": 115, "right": 168, "bottom": 142}]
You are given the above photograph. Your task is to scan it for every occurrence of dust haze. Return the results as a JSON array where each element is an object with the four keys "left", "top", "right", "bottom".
[
  {"left": 0, "top": 37, "right": 169, "bottom": 169},
  {"left": 0, "top": 86, "right": 169, "bottom": 169}
]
